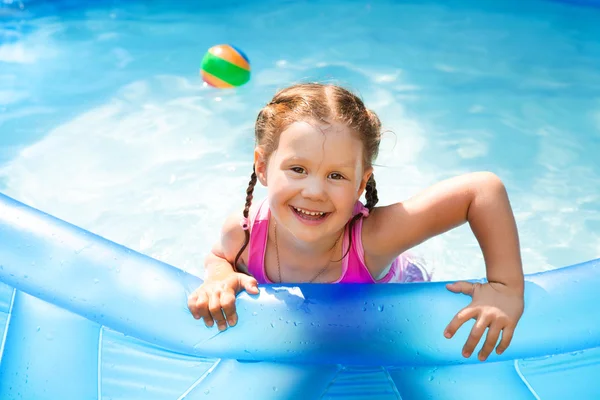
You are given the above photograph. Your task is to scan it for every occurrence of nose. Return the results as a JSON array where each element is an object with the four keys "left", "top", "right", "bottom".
[{"left": 301, "top": 176, "right": 327, "bottom": 201}]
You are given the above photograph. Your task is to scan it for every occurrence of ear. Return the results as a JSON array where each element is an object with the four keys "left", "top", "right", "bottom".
[
  {"left": 254, "top": 147, "right": 269, "bottom": 186},
  {"left": 357, "top": 166, "right": 373, "bottom": 198}
]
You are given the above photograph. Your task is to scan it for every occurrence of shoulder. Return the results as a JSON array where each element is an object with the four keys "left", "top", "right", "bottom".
[
  {"left": 214, "top": 199, "right": 266, "bottom": 266},
  {"left": 213, "top": 212, "right": 247, "bottom": 264},
  {"left": 359, "top": 205, "right": 404, "bottom": 278}
]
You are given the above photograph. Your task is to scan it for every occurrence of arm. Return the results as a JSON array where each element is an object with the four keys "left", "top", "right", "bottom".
[
  {"left": 188, "top": 212, "right": 258, "bottom": 330},
  {"left": 364, "top": 172, "right": 524, "bottom": 361},
  {"left": 363, "top": 171, "right": 523, "bottom": 290}
]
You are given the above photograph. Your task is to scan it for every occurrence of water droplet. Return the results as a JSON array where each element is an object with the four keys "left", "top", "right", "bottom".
[
  {"left": 428, "top": 376, "right": 434, "bottom": 381},
  {"left": 93, "top": 279, "right": 99, "bottom": 284},
  {"left": 36, "top": 327, "right": 40, "bottom": 332},
  {"left": 270, "top": 323, "right": 275, "bottom": 328},
  {"left": 272, "top": 386, "right": 278, "bottom": 392},
  {"left": 378, "top": 305, "right": 384, "bottom": 312},
  {"left": 252, "top": 312, "right": 257, "bottom": 316}
]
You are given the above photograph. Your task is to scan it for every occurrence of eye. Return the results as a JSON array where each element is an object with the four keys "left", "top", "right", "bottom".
[
  {"left": 290, "top": 166, "right": 306, "bottom": 174},
  {"left": 329, "top": 172, "right": 345, "bottom": 180}
]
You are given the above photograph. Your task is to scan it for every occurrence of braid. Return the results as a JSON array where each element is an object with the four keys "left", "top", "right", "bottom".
[
  {"left": 364, "top": 174, "right": 379, "bottom": 212},
  {"left": 337, "top": 174, "right": 379, "bottom": 262},
  {"left": 233, "top": 166, "right": 257, "bottom": 271}
]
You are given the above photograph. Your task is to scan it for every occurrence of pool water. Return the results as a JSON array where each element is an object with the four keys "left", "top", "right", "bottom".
[{"left": 1, "top": 0, "right": 599, "bottom": 281}]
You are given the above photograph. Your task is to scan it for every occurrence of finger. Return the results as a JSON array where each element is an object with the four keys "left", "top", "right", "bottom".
[
  {"left": 187, "top": 291, "right": 200, "bottom": 319},
  {"left": 195, "top": 291, "right": 213, "bottom": 327},
  {"left": 496, "top": 326, "right": 515, "bottom": 355},
  {"left": 446, "top": 281, "right": 476, "bottom": 296},
  {"left": 208, "top": 290, "right": 227, "bottom": 331},
  {"left": 220, "top": 290, "right": 238, "bottom": 327},
  {"left": 463, "top": 316, "right": 490, "bottom": 358},
  {"left": 478, "top": 322, "right": 502, "bottom": 361},
  {"left": 241, "top": 275, "right": 259, "bottom": 295},
  {"left": 444, "top": 306, "right": 479, "bottom": 338}
]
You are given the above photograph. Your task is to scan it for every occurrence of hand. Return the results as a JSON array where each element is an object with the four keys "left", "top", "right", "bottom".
[
  {"left": 444, "top": 281, "right": 524, "bottom": 361},
  {"left": 187, "top": 272, "right": 259, "bottom": 331}
]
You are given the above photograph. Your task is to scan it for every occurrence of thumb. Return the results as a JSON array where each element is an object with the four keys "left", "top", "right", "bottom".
[
  {"left": 239, "top": 275, "right": 259, "bottom": 294},
  {"left": 446, "top": 281, "right": 475, "bottom": 296}
]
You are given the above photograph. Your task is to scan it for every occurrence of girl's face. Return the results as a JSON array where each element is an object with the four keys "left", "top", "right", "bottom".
[{"left": 255, "top": 120, "right": 372, "bottom": 244}]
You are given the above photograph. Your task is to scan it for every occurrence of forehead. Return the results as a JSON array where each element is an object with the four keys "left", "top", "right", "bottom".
[{"left": 276, "top": 121, "right": 363, "bottom": 161}]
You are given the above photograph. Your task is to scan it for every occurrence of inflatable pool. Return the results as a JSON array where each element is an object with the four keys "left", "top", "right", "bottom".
[{"left": 0, "top": 192, "right": 598, "bottom": 400}]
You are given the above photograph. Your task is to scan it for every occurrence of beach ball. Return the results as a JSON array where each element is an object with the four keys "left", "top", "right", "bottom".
[{"left": 200, "top": 44, "right": 251, "bottom": 88}]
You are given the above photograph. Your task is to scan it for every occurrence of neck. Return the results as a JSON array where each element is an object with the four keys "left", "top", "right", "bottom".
[{"left": 269, "top": 221, "right": 344, "bottom": 264}]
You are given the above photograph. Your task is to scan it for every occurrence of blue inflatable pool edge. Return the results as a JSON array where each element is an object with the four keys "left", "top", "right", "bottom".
[{"left": 0, "top": 192, "right": 598, "bottom": 400}]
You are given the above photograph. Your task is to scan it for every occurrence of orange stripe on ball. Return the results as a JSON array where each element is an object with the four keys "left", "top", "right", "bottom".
[
  {"left": 209, "top": 45, "right": 250, "bottom": 71},
  {"left": 200, "top": 70, "right": 235, "bottom": 89}
]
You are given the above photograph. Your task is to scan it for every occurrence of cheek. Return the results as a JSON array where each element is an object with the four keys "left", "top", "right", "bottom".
[
  {"left": 331, "top": 185, "right": 359, "bottom": 206},
  {"left": 267, "top": 173, "right": 293, "bottom": 200},
  {"left": 268, "top": 172, "right": 288, "bottom": 190}
]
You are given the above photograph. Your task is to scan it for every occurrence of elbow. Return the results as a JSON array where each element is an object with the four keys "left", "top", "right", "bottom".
[
  {"left": 473, "top": 171, "right": 507, "bottom": 194},
  {"left": 469, "top": 171, "right": 509, "bottom": 212}
]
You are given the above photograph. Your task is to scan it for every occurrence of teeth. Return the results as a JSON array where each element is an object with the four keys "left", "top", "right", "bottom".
[{"left": 293, "top": 206, "right": 325, "bottom": 216}]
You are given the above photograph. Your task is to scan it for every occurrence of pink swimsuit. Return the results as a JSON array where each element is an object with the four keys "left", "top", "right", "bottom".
[{"left": 246, "top": 199, "right": 430, "bottom": 284}]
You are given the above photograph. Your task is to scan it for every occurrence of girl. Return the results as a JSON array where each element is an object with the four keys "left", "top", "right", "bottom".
[{"left": 187, "top": 83, "right": 524, "bottom": 362}]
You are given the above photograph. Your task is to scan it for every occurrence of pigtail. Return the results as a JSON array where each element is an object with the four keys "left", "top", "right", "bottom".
[
  {"left": 364, "top": 174, "right": 379, "bottom": 213},
  {"left": 337, "top": 174, "right": 379, "bottom": 262},
  {"left": 233, "top": 166, "right": 257, "bottom": 271}
]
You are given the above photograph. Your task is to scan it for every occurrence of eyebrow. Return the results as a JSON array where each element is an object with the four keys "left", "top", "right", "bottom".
[{"left": 282, "top": 156, "right": 356, "bottom": 169}]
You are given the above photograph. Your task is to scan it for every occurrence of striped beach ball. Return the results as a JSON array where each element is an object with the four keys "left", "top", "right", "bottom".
[{"left": 200, "top": 44, "right": 251, "bottom": 88}]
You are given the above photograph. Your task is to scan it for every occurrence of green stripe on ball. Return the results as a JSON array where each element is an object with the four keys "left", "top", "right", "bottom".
[{"left": 201, "top": 55, "right": 250, "bottom": 87}]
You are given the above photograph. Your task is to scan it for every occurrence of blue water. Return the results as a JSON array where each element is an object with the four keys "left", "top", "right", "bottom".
[{"left": 1, "top": 0, "right": 599, "bottom": 281}]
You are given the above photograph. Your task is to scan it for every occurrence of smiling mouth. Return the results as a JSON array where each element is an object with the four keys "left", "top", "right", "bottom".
[{"left": 290, "top": 206, "right": 329, "bottom": 220}]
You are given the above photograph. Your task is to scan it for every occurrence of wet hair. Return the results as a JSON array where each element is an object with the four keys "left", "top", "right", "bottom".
[{"left": 233, "top": 83, "right": 382, "bottom": 269}]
